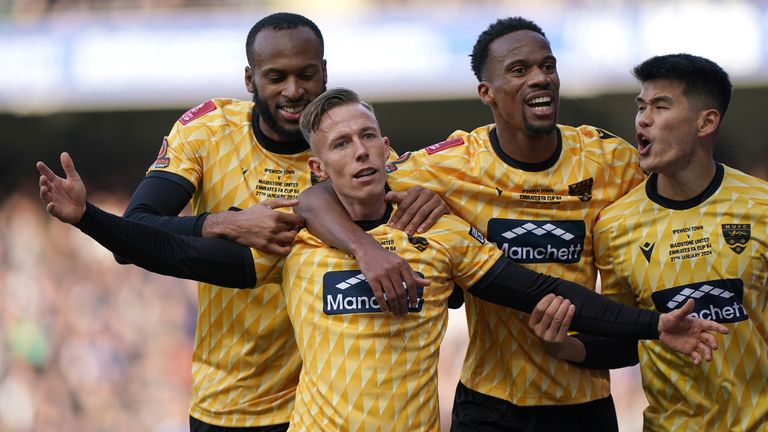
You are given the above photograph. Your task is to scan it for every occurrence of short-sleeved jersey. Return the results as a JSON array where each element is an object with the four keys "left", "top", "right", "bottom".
[
  {"left": 148, "top": 98, "right": 313, "bottom": 426},
  {"left": 386, "top": 124, "right": 645, "bottom": 405},
  {"left": 281, "top": 211, "right": 502, "bottom": 431},
  {"left": 595, "top": 164, "right": 768, "bottom": 432}
]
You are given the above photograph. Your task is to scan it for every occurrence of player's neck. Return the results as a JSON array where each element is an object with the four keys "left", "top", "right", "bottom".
[
  {"left": 339, "top": 193, "right": 388, "bottom": 222},
  {"left": 495, "top": 125, "right": 558, "bottom": 164},
  {"left": 656, "top": 157, "right": 717, "bottom": 201}
]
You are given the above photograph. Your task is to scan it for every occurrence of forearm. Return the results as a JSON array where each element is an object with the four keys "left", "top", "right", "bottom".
[
  {"left": 77, "top": 202, "right": 256, "bottom": 288},
  {"left": 468, "top": 257, "right": 660, "bottom": 339},
  {"left": 296, "top": 181, "right": 379, "bottom": 257},
  {"left": 570, "top": 334, "right": 640, "bottom": 369}
]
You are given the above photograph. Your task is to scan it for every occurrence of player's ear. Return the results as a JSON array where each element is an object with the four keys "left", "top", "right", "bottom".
[
  {"left": 308, "top": 157, "right": 328, "bottom": 181},
  {"left": 697, "top": 108, "right": 720, "bottom": 137},
  {"left": 244, "top": 66, "right": 255, "bottom": 94},
  {"left": 382, "top": 136, "right": 391, "bottom": 151},
  {"left": 478, "top": 81, "right": 492, "bottom": 106}
]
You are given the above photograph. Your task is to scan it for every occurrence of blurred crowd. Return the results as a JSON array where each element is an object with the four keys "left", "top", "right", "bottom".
[
  {"left": 0, "top": 190, "right": 654, "bottom": 431},
  {"left": 0, "top": 192, "right": 196, "bottom": 432}
]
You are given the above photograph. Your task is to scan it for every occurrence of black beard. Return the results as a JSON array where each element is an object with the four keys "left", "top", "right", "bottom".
[
  {"left": 524, "top": 119, "right": 557, "bottom": 135},
  {"left": 252, "top": 91, "right": 305, "bottom": 142}
]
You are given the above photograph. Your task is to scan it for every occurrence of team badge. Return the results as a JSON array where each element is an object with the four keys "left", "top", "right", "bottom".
[
  {"left": 568, "top": 178, "right": 594, "bottom": 202},
  {"left": 639, "top": 241, "right": 655, "bottom": 263},
  {"left": 178, "top": 100, "right": 216, "bottom": 125},
  {"left": 722, "top": 223, "right": 750, "bottom": 254},
  {"left": 153, "top": 138, "right": 171, "bottom": 168},
  {"left": 424, "top": 137, "right": 464, "bottom": 155},
  {"left": 407, "top": 235, "right": 430, "bottom": 252}
]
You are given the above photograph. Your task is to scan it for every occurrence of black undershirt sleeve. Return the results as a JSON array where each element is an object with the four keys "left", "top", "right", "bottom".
[
  {"left": 467, "top": 256, "right": 660, "bottom": 339},
  {"left": 115, "top": 172, "right": 208, "bottom": 264},
  {"left": 571, "top": 334, "right": 640, "bottom": 369},
  {"left": 123, "top": 172, "right": 208, "bottom": 235},
  {"left": 77, "top": 202, "right": 256, "bottom": 288}
]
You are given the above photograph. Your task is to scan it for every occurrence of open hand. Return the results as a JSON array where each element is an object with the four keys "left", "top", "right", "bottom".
[
  {"left": 37, "top": 152, "right": 87, "bottom": 224},
  {"left": 658, "top": 299, "right": 729, "bottom": 365}
]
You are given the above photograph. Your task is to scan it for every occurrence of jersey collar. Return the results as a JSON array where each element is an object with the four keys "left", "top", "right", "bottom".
[
  {"left": 646, "top": 163, "right": 724, "bottom": 210},
  {"left": 251, "top": 107, "right": 310, "bottom": 155},
  {"left": 490, "top": 126, "right": 563, "bottom": 172}
]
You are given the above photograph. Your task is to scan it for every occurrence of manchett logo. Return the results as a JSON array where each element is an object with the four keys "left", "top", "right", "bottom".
[
  {"left": 323, "top": 270, "right": 424, "bottom": 315},
  {"left": 651, "top": 279, "right": 748, "bottom": 324},
  {"left": 488, "top": 219, "right": 585, "bottom": 264}
]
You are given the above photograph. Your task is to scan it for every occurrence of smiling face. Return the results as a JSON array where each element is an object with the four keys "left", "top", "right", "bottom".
[
  {"left": 245, "top": 26, "right": 327, "bottom": 142},
  {"left": 635, "top": 79, "right": 706, "bottom": 174},
  {"left": 308, "top": 103, "right": 390, "bottom": 220},
  {"left": 478, "top": 30, "right": 560, "bottom": 136}
]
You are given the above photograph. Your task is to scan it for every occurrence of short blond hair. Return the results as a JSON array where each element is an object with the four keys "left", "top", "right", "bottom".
[{"left": 300, "top": 88, "right": 376, "bottom": 145}]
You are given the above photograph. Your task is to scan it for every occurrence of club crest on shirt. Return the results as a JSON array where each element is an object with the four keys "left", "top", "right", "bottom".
[
  {"left": 322, "top": 270, "right": 424, "bottom": 315},
  {"left": 407, "top": 235, "right": 430, "bottom": 252},
  {"left": 424, "top": 137, "right": 464, "bottom": 155},
  {"left": 651, "top": 279, "right": 748, "bottom": 323},
  {"left": 153, "top": 138, "right": 171, "bottom": 168},
  {"left": 722, "top": 224, "right": 750, "bottom": 254},
  {"left": 568, "top": 178, "right": 594, "bottom": 202},
  {"left": 178, "top": 100, "right": 216, "bottom": 125}
]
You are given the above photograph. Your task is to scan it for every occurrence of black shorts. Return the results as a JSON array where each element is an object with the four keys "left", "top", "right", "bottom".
[
  {"left": 450, "top": 381, "right": 619, "bottom": 432},
  {"left": 189, "top": 416, "right": 289, "bottom": 432}
]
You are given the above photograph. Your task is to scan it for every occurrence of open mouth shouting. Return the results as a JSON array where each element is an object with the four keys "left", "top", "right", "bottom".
[{"left": 637, "top": 132, "right": 652, "bottom": 156}]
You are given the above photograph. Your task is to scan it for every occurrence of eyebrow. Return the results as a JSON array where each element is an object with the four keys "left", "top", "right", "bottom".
[{"left": 635, "top": 95, "right": 674, "bottom": 104}]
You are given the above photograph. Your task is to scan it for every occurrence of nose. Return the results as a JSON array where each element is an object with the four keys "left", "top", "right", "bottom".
[
  {"left": 352, "top": 138, "right": 370, "bottom": 162},
  {"left": 528, "top": 66, "right": 549, "bottom": 87},
  {"left": 282, "top": 77, "right": 305, "bottom": 100},
  {"left": 636, "top": 109, "right": 651, "bottom": 128}
]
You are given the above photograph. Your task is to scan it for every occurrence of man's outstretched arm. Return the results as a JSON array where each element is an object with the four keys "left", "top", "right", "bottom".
[
  {"left": 38, "top": 153, "right": 256, "bottom": 288},
  {"left": 469, "top": 256, "right": 728, "bottom": 364}
]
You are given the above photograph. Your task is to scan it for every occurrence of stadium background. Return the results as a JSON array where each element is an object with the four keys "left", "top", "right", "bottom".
[{"left": 1, "top": 0, "right": 767, "bottom": 430}]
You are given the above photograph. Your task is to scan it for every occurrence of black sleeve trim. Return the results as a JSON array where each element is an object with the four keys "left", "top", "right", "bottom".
[
  {"left": 145, "top": 170, "right": 196, "bottom": 195},
  {"left": 571, "top": 334, "right": 640, "bottom": 369},
  {"left": 467, "top": 256, "right": 660, "bottom": 339},
  {"left": 77, "top": 202, "right": 256, "bottom": 288}
]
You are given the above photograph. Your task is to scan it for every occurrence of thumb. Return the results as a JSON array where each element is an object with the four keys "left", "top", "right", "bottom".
[
  {"left": 676, "top": 299, "right": 695, "bottom": 317},
  {"left": 60, "top": 152, "right": 80, "bottom": 181},
  {"left": 385, "top": 190, "right": 405, "bottom": 204}
]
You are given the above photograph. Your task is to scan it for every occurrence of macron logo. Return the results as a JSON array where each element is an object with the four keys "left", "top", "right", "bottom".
[{"left": 500, "top": 222, "right": 576, "bottom": 241}]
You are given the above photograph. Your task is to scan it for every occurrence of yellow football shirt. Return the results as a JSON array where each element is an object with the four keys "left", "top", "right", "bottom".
[
  {"left": 281, "top": 210, "right": 502, "bottom": 431},
  {"left": 387, "top": 123, "right": 645, "bottom": 405},
  {"left": 148, "top": 98, "right": 313, "bottom": 426},
  {"left": 595, "top": 164, "right": 768, "bottom": 432}
]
